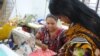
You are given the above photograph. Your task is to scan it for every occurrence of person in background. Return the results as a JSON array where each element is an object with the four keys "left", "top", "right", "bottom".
[
  {"left": 49, "top": 0, "right": 100, "bottom": 56},
  {"left": 35, "top": 14, "right": 66, "bottom": 53}
]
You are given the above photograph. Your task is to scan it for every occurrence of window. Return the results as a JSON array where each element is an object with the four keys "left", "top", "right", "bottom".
[{"left": 80, "top": 0, "right": 100, "bottom": 16}]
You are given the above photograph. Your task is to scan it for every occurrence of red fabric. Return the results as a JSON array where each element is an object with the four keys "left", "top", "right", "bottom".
[
  {"left": 38, "top": 27, "right": 62, "bottom": 41},
  {"left": 29, "top": 49, "right": 56, "bottom": 56},
  {"left": 37, "top": 26, "right": 65, "bottom": 52}
]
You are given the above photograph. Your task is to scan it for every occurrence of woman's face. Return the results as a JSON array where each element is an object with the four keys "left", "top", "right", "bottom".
[
  {"left": 58, "top": 15, "right": 71, "bottom": 24},
  {"left": 46, "top": 17, "right": 57, "bottom": 32}
]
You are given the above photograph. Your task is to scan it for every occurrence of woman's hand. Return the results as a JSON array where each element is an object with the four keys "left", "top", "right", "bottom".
[
  {"left": 41, "top": 44, "right": 48, "bottom": 51},
  {"left": 95, "top": 49, "right": 100, "bottom": 56},
  {"left": 35, "top": 39, "right": 48, "bottom": 51}
]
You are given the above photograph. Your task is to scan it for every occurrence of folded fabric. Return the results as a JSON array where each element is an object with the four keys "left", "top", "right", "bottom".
[{"left": 29, "top": 49, "right": 56, "bottom": 56}]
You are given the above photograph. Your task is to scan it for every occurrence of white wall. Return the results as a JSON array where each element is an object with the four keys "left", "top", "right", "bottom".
[{"left": 9, "top": 0, "right": 50, "bottom": 19}]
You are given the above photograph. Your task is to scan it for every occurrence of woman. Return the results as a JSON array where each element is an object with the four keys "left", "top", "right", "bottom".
[
  {"left": 49, "top": 0, "right": 100, "bottom": 56},
  {"left": 36, "top": 14, "right": 66, "bottom": 53}
]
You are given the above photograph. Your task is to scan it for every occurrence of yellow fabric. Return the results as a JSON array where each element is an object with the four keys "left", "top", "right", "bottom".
[
  {"left": 72, "top": 43, "right": 92, "bottom": 50},
  {"left": 61, "top": 24, "right": 98, "bottom": 56},
  {"left": 0, "top": 23, "right": 16, "bottom": 40},
  {"left": 65, "top": 24, "right": 97, "bottom": 48}
]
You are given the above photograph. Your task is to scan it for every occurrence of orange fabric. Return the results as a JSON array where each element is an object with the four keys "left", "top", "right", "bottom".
[{"left": 60, "top": 24, "right": 99, "bottom": 56}]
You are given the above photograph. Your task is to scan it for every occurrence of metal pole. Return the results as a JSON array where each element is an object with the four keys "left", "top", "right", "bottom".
[
  {"left": 14, "top": 0, "right": 17, "bottom": 17},
  {"left": 82, "top": 0, "right": 85, "bottom": 3},
  {"left": 44, "top": 0, "right": 48, "bottom": 18},
  {"left": 96, "top": 0, "right": 100, "bottom": 13}
]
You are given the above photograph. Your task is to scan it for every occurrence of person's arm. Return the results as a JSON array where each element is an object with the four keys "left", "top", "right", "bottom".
[
  {"left": 60, "top": 30, "right": 67, "bottom": 46},
  {"left": 35, "top": 32, "right": 42, "bottom": 40},
  {"left": 57, "top": 30, "right": 68, "bottom": 56},
  {"left": 58, "top": 42, "right": 68, "bottom": 56},
  {"left": 35, "top": 39, "right": 48, "bottom": 51},
  {"left": 35, "top": 29, "right": 48, "bottom": 51}
]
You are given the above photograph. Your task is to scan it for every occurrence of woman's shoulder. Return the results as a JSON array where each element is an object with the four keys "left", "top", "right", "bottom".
[
  {"left": 38, "top": 26, "right": 48, "bottom": 33},
  {"left": 65, "top": 24, "right": 100, "bottom": 48},
  {"left": 65, "top": 24, "right": 95, "bottom": 36},
  {"left": 39, "top": 25, "right": 46, "bottom": 30}
]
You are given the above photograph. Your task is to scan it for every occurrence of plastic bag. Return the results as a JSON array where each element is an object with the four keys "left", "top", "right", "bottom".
[{"left": 29, "top": 49, "right": 56, "bottom": 56}]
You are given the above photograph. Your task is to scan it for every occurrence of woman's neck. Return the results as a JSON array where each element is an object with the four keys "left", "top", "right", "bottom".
[{"left": 49, "top": 27, "right": 58, "bottom": 33}]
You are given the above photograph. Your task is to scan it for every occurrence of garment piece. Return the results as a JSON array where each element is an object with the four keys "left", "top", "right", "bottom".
[
  {"left": 29, "top": 49, "right": 56, "bottom": 56},
  {"left": 58, "top": 24, "right": 100, "bottom": 56},
  {"left": 37, "top": 26, "right": 66, "bottom": 52}
]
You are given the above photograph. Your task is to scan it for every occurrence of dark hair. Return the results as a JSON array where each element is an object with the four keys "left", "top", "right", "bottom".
[
  {"left": 46, "top": 14, "right": 58, "bottom": 22},
  {"left": 49, "top": 0, "right": 100, "bottom": 37}
]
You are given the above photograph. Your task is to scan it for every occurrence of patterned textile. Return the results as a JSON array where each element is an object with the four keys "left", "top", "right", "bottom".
[
  {"left": 58, "top": 24, "right": 100, "bottom": 56},
  {"left": 37, "top": 26, "right": 66, "bottom": 52}
]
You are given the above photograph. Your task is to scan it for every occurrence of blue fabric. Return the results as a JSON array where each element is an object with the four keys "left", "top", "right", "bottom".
[
  {"left": 38, "top": 19, "right": 44, "bottom": 23},
  {"left": 9, "top": 33, "right": 14, "bottom": 48}
]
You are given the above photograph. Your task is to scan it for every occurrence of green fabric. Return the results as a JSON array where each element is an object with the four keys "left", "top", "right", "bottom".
[{"left": 73, "top": 48, "right": 85, "bottom": 56}]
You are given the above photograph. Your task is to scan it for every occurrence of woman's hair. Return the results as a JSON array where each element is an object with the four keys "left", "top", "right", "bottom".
[
  {"left": 49, "top": 0, "right": 100, "bottom": 37},
  {"left": 46, "top": 14, "right": 58, "bottom": 22}
]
